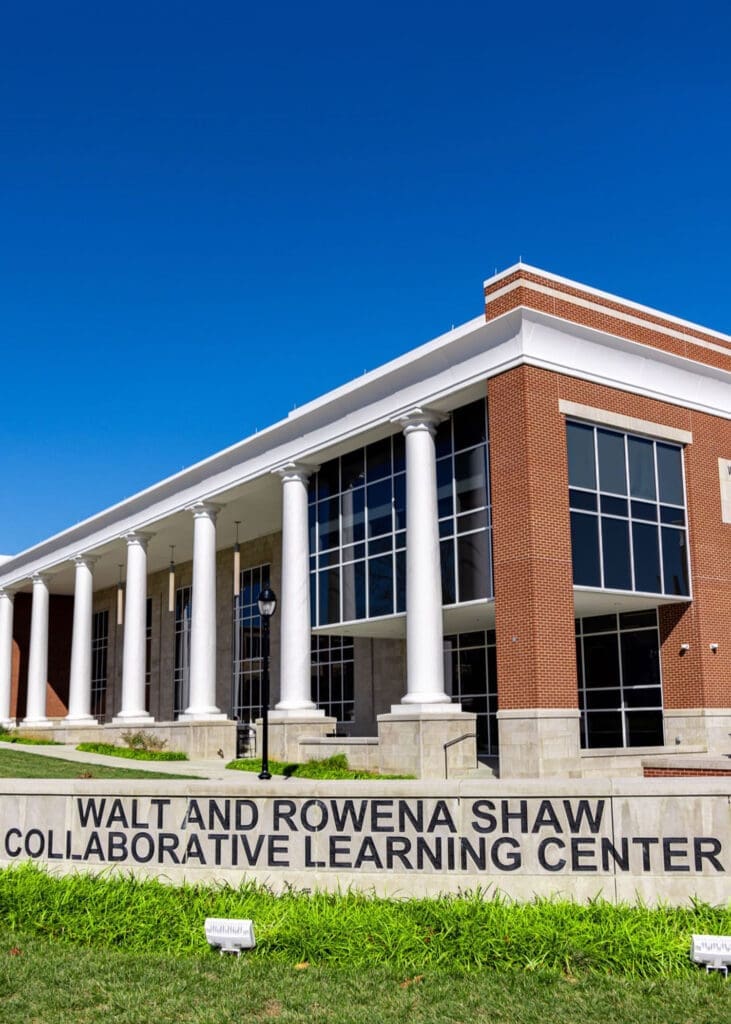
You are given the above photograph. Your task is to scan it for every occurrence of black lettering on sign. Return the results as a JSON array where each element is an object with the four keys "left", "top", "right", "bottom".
[
  {"left": 183, "top": 834, "right": 206, "bottom": 864},
  {"left": 471, "top": 800, "right": 497, "bottom": 834},
  {"left": 416, "top": 836, "right": 441, "bottom": 870},
  {"left": 538, "top": 837, "right": 566, "bottom": 872},
  {"left": 77, "top": 798, "right": 105, "bottom": 828},
  {"left": 131, "top": 800, "right": 149, "bottom": 829},
  {"left": 235, "top": 800, "right": 258, "bottom": 831},
  {"left": 601, "top": 837, "right": 629, "bottom": 872},
  {"left": 371, "top": 800, "right": 394, "bottom": 833},
  {"left": 331, "top": 800, "right": 367, "bottom": 833},
  {"left": 268, "top": 835, "right": 289, "bottom": 867},
  {"left": 159, "top": 833, "right": 181, "bottom": 865},
  {"left": 301, "top": 800, "right": 328, "bottom": 832},
  {"left": 398, "top": 801, "right": 423, "bottom": 834},
  {"left": 460, "top": 837, "right": 486, "bottom": 871},
  {"left": 273, "top": 799, "right": 297, "bottom": 831},
  {"left": 150, "top": 798, "right": 171, "bottom": 828},
  {"left": 663, "top": 837, "right": 690, "bottom": 872},
  {"left": 304, "top": 835, "right": 325, "bottom": 868},
  {"left": 564, "top": 799, "right": 605, "bottom": 834},
  {"left": 491, "top": 836, "right": 522, "bottom": 871},
  {"left": 240, "top": 834, "right": 266, "bottom": 866},
  {"left": 182, "top": 800, "right": 205, "bottom": 829},
  {"left": 571, "top": 837, "right": 598, "bottom": 872},
  {"left": 632, "top": 837, "right": 659, "bottom": 871},
  {"left": 329, "top": 835, "right": 352, "bottom": 869},
  {"left": 24, "top": 829, "right": 45, "bottom": 859},
  {"left": 386, "top": 836, "right": 412, "bottom": 871},
  {"left": 502, "top": 800, "right": 529, "bottom": 834},
  {"left": 4, "top": 828, "right": 22, "bottom": 857},
  {"left": 107, "top": 832, "right": 128, "bottom": 862},
  {"left": 208, "top": 834, "right": 227, "bottom": 867},
  {"left": 694, "top": 837, "right": 724, "bottom": 872},
  {"left": 47, "top": 830, "right": 64, "bottom": 860},
  {"left": 428, "top": 801, "right": 457, "bottom": 835},
  {"left": 353, "top": 837, "right": 383, "bottom": 870},
  {"left": 83, "top": 831, "right": 104, "bottom": 861},
  {"left": 531, "top": 800, "right": 563, "bottom": 834},
  {"left": 208, "top": 800, "right": 230, "bottom": 830},
  {"left": 106, "top": 799, "right": 130, "bottom": 829},
  {"left": 131, "top": 833, "right": 155, "bottom": 864}
]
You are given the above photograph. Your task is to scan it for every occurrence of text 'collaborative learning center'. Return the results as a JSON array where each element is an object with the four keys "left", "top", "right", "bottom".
[{"left": 1, "top": 264, "right": 730, "bottom": 779}]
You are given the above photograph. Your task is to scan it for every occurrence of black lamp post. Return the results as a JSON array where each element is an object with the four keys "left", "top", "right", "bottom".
[{"left": 257, "top": 585, "right": 277, "bottom": 780}]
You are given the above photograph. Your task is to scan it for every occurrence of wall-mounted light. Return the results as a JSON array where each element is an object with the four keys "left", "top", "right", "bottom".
[
  {"left": 233, "top": 521, "right": 241, "bottom": 598},
  {"left": 116, "top": 565, "right": 124, "bottom": 626},
  {"left": 710, "top": 643, "right": 719, "bottom": 653},
  {"left": 168, "top": 546, "right": 176, "bottom": 613},
  {"left": 679, "top": 642, "right": 690, "bottom": 654}
]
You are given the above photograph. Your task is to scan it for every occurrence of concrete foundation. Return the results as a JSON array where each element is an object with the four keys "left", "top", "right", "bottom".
[
  {"left": 259, "top": 713, "right": 337, "bottom": 762},
  {"left": 663, "top": 708, "right": 731, "bottom": 756},
  {"left": 497, "top": 708, "right": 582, "bottom": 778},
  {"left": 377, "top": 709, "right": 477, "bottom": 778},
  {"left": 17, "top": 719, "right": 238, "bottom": 761}
]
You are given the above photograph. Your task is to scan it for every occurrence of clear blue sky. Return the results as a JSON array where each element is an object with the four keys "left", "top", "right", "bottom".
[{"left": 2, "top": 1, "right": 730, "bottom": 555}]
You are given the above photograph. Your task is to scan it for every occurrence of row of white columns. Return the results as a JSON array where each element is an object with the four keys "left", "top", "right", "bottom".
[{"left": 0, "top": 408, "right": 450, "bottom": 728}]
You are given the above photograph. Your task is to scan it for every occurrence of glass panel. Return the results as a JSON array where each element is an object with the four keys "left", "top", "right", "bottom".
[
  {"left": 632, "top": 522, "right": 661, "bottom": 593},
  {"left": 342, "top": 561, "right": 366, "bottom": 621},
  {"left": 660, "top": 505, "right": 685, "bottom": 526},
  {"left": 393, "top": 473, "right": 406, "bottom": 531},
  {"left": 597, "top": 429, "right": 627, "bottom": 494},
  {"left": 624, "top": 686, "right": 662, "bottom": 709},
  {"left": 584, "top": 711, "right": 623, "bottom": 748},
  {"left": 437, "top": 457, "right": 453, "bottom": 518},
  {"left": 585, "top": 688, "right": 622, "bottom": 710},
  {"left": 452, "top": 400, "right": 487, "bottom": 451},
  {"left": 455, "top": 448, "right": 488, "bottom": 512},
  {"left": 368, "top": 555, "right": 393, "bottom": 616},
  {"left": 626, "top": 709, "right": 663, "bottom": 746},
  {"left": 366, "top": 438, "right": 391, "bottom": 481},
  {"left": 570, "top": 512, "right": 601, "bottom": 587},
  {"left": 566, "top": 422, "right": 596, "bottom": 489},
  {"left": 341, "top": 487, "right": 365, "bottom": 545},
  {"left": 366, "top": 478, "right": 392, "bottom": 537},
  {"left": 368, "top": 534, "right": 392, "bottom": 555},
  {"left": 435, "top": 417, "right": 452, "bottom": 458},
  {"left": 661, "top": 528, "right": 689, "bottom": 596},
  {"left": 601, "top": 495, "right": 628, "bottom": 517},
  {"left": 308, "top": 501, "right": 317, "bottom": 552},
  {"left": 392, "top": 432, "right": 405, "bottom": 473},
  {"left": 318, "top": 568, "right": 340, "bottom": 625},
  {"left": 317, "top": 497, "right": 340, "bottom": 551},
  {"left": 621, "top": 629, "right": 661, "bottom": 688},
  {"left": 440, "top": 538, "right": 456, "bottom": 605},
  {"left": 628, "top": 437, "right": 656, "bottom": 500},
  {"left": 456, "top": 509, "right": 489, "bottom": 534},
  {"left": 601, "top": 517, "right": 631, "bottom": 590},
  {"left": 619, "top": 609, "right": 657, "bottom": 629},
  {"left": 570, "top": 489, "right": 597, "bottom": 512},
  {"left": 582, "top": 633, "right": 620, "bottom": 688},
  {"left": 631, "top": 500, "right": 656, "bottom": 521},
  {"left": 395, "top": 550, "right": 406, "bottom": 612},
  {"left": 317, "top": 460, "right": 340, "bottom": 500},
  {"left": 342, "top": 542, "right": 365, "bottom": 562},
  {"left": 341, "top": 448, "right": 365, "bottom": 490},
  {"left": 457, "top": 531, "right": 490, "bottom": 601},
  {"left": 656, "top": 443, "right": 684, "bottom": 506}
]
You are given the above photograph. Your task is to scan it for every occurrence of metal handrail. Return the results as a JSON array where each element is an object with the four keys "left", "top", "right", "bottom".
[{"left": 443, "top": 732, "right": 477, "bottom": 779}]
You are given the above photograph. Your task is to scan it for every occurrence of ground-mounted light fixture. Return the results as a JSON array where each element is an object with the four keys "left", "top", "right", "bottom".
[
  {"left": 690, "top": 934, "right": 731, "bottom": 976},
  {"left": 257, "top": 585, "right": 277, "bottom": 781},
  {"left": 205, "top": 917, "right": 256, "bottom": 956}
]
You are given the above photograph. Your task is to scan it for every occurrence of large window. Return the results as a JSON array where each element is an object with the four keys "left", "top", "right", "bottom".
[
  {"left": 311, "top": 635, "right": 355, "bottom": 723},
  {"left": 443, "top": 630, "right": 498, "bottom": 755},
  {"left": 145, "top": 596, "right": 153, "bottom": 714},
  {"left": 567, "top": 422, "right": 689, "bottom": 596},
  {"left": 173, "top": 586, "right": 191, "bottom": 718},
  {"left": 576, "top": 610, "right": 664, "bottom": 748},
  {"left": 91, "top": 610, "right": 109, "bottom": 721},
  {"left": 232, "top": 564, "right": 270, "bottom": 723},
  {"left": 308, "top": 398, "right": 492, "bottom": 626}
]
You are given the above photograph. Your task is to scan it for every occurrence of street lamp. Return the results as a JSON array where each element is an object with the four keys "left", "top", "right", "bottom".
[{"left": 257, "top": 585, "right": 277, "bottom": 780}]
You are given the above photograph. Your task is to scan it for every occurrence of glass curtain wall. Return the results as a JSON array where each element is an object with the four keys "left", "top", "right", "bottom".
[
  {"left": 567, "top": 422, "right": 689, "bottom": 596},
  {"left": 576, "top": 610, "right": 663, "bottom": 748},
  {"left": 90, "top": 609, "right": 109, "bottom": 720},
  {"left": 232, "top": 564, "right": 270, "bottom": 723},
  {"left": 311, "top": 635, "right": 355, "bottom": 724},
  {"left": 173, "top": 587, "right": 191, "bottom": 718},
  {"left": 443, "top": 629, "right": 498, "bottom": 754}
]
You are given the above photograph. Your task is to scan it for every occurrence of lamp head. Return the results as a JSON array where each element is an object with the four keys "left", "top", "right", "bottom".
[{"left": 257, "top": 586, "right": 277, "bottom": 618}]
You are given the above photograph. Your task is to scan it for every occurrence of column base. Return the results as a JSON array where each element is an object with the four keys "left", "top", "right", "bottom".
[
  {"left": 377, "top": 709, "right": 476, "bottom": 778},
  {"left": 64, "top": 715, "right": 99, "bottom": 727},
  {"left": 390, "top": 700, "right": 458, "bottom": 715},
  {"left": 20, "top": 717, "right": 53, "bottom": 729},
  {"left": 497, "top": 708, "right": 581, "bottom": 779},
  {"left": 258, "top": 714, "right": 337, "bottom": 761},
  {"left": 0, "top": 719, "right": 16, "bottom": 730},
  {"left": 178, "top": 710, "right": 228, "bottom": 722},
  {"left": 272, "top": 704, "right": 325, "bottom": 716},
  {"left": 112, "top": 712, "right": 155, "bottom": 726}
]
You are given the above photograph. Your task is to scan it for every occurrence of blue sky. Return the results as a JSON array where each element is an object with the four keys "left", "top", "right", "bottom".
[{"left": 2, "top": 1, "right": 730, "bottom": 554}]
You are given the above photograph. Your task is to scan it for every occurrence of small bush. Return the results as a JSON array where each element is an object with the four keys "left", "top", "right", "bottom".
[
  {"left": 121, "top": 729, "right": 168, "bottom": 752},
  {"left": 75, "top": 742, "right": 187, "bottom": 762},
  {"left": 226, "top": 753, "right": 413, "bottom": 780}
]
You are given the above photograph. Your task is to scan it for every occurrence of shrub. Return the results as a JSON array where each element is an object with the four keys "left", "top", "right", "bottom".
[
  {"left": 75, "top": 742, "right": 188, "bottom": 762},
  {"left": 226, "top": 753, "right": 413, "bottom": 780}
]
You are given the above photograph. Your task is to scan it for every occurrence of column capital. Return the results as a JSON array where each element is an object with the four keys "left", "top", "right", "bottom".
[
  {"left": 123, "top": 531, "right": 154, "bottom": 550},
  {"left": 73, "top": 554, "right": 98, "bottom": 570},
  {"left": 0, "top": 588, "right": 16, "bottom": 602},
  {"left": 186, "top": 500, "right": 223, "bottom": 521},
  {"left": 392, "top": 407, "right": 447, "bottom": 436},
  {"left": 31, "top": 573, "right": 51, "bottom": 586},
  {"left": 274, "top": 461, "right": 319, "bottom": 485}
]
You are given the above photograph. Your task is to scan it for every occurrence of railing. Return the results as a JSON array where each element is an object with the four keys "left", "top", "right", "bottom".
[{"left": 443, "top": 732, "right": 476, "bottom": 779}]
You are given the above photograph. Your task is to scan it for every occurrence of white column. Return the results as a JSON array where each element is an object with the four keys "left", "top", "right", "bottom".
[
  {"left": 274, "top": 463, "right": 322, "bottom": 714},
  {"left": 66, "top": 556, "right": 98, "bottom": 725},
  {"left": 113, "top": 532, "right": 153, "bottom": 723},
  {"left": 398, "top": 409, "right": 451, "bottom": 709},
  {"left": 181, "top": 502, "right": 225, "bottom": 720},
  {"left": 0, "top": 589, "right": 16, "bottom": 728},
  {"left": 24, "top": 574, "right": 52, "bottom": 726}
]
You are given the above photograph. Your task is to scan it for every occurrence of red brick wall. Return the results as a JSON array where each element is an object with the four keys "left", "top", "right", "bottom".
[
  {"left": 11, "top": 593, "right": 73, "bottom": 719},
  {"left": 487, "top": 363, "right": 731, "bottom": 714},
  {"left": 644, "top": 767, "right": 731, "bottom": 777}
]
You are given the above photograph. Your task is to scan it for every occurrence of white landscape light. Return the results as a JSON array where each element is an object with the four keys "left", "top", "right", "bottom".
[
  {"left": 205, "top": 917, "right": 256, "bottom": 956},
  {"left": 690, "top": 934, "right": 731, "bottom": 976}
]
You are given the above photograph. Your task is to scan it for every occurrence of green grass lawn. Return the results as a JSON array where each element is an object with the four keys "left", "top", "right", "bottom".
[
  {"left": 0, "top": 932, "right": 727, "bottom": 1024},
  {"left": 0, "top": 747, "right": 196, "bottom": 780}
]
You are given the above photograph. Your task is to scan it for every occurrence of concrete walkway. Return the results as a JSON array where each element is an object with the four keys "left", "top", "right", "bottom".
[{"left": 0, "top": 739, "right": 244, "bottom": 779}]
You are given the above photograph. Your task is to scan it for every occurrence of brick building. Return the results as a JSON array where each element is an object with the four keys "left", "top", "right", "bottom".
[{"left": 1, "top": 264, "right": 729, "bottom": 778}]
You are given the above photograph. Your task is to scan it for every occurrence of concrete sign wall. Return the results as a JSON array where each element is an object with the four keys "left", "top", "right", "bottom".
[{"left": 1, "top": 777, "right": 729, "bottom": 905}]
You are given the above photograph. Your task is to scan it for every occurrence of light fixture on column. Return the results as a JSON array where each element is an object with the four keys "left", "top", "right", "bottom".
[
  {"left": 233, "top": 522, "right": 241, "bottom": 598},
  {"left": 116, "top": 565, "right": 124, "bottom": 626},
  {"left": 168, "top": 546, "right": 176, "bottom": 613},
  {"left": 256, "top": 585, "right": 277, "bottom": 780}
]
